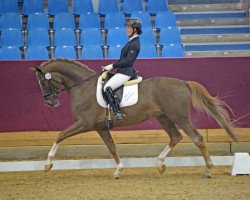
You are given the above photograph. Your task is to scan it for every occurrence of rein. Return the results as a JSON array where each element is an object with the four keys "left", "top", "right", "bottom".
[{"left": 61, "top": 73, "right": 101, "bottom": 92}]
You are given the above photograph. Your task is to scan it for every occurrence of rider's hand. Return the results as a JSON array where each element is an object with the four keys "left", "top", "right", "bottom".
[{"left": 103, "top": 64, "right": 113, "bottom": 71}]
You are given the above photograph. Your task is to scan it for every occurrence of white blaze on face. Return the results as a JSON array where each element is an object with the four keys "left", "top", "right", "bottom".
[{"left": 37, "top": 73, "right": 43, "bottom": 93}]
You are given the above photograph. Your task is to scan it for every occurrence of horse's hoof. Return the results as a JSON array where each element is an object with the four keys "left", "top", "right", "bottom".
[
  {"left": 114, "top": 170, "right": 121, "bottom": 179},
  {"left": 204, "top": 171, "right": 212, "bottom": 179},
  {"left": 114, "top": 173, "right": 120, "bottom": 179},
  {"left": 158, "top": 164, "right": 166, "bottom": 175},
  {"left": 113, "top": 163, "right": 123, "bottom": 179},
  {"left": 157, "top": 159, "right": 166, "bottom": 175},
  {"left": 44, "top": 163, "right": 53, "bottom": 172}
]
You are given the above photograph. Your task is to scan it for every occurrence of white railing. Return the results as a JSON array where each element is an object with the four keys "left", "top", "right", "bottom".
[{"left": 0, "top": 157, "right": 234, "bottom": 172}]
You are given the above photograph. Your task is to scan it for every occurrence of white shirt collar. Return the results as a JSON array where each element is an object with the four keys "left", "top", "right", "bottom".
[{"left": 129, "top": 35, "right": 139, "bottom": 41}]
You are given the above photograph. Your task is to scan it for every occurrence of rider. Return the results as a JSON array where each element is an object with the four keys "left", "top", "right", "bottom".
[{"left": 103, "top": 18, "right": 142, "bottom": 120}]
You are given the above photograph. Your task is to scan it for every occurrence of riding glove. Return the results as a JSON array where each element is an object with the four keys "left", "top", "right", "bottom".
[{"left": 103, "top": 64, "right": 113, "bottom": 71}]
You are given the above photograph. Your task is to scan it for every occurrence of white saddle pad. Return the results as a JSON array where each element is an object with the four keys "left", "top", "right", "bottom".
[{"left": 96, "top": 77, "right": 139, "bottom": 108}]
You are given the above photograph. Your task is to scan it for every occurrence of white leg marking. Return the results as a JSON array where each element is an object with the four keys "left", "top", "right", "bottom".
[
  {"left": 46, "top": 142, "right": 59, "bottom": 164},
  {"left": 157, "top": 145, "right": 172, "bottom": 161},
  {"left": 157, "top": 145, "right": 172, "bottom": 174},
  {"left": 114, "top": 163, "right": 124, "bottom": 179}
]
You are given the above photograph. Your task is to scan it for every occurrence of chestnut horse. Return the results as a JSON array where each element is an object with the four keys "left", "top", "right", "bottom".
[{"left": 33, "top": 59, "right": 237, "bottom": 179}]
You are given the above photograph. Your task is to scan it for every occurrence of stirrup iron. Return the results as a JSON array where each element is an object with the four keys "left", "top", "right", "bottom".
[{"left": 113, "top": 112, "right": 125, "bottom": 120}]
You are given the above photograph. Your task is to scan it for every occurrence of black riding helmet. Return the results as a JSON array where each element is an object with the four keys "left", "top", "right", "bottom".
[{"left": 125, "top": 18, "right": 143, "bottom": 36}]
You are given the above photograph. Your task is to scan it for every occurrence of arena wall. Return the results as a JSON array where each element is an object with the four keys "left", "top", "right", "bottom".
[{"left": 0, "top": 57, "right": 250, "bottom": 159}]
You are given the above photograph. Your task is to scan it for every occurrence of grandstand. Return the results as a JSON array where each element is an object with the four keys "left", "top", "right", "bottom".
[{"left": 0, "top": 0, "right": 249, "bottom": 59}]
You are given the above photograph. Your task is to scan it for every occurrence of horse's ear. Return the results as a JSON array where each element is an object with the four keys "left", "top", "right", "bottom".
[
  {"left": 30, "top": 67, "right": 36, "bottom": 72},
  {"left": 31, "top": 67, "right": 43, "bottom": 74}
]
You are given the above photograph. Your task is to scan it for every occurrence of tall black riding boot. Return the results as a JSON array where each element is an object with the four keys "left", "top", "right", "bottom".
[
  {"left": 113, "top": 95, "right": 125, "bottom": 119},
  {"left": 105, "top": 87, "right": 125, "bottom": 120}
]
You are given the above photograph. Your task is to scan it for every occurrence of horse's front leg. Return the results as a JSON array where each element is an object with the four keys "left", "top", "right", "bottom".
[
  {"left": 45, "top": 120, "right": 87, "bottom": 172},
  {"left": 96, "top": 129, "right": 123, "bottom": 179}
]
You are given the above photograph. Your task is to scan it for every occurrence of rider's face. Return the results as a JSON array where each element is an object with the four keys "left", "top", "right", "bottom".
[{"left": 126, "top": 26, "right": 133, "bottom": 37}]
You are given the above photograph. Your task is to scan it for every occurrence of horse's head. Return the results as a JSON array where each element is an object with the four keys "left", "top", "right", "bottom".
[
  {"left": 33, "top": 67, "right": 62, "bottom": 107},
  {"left": 32, "top": 59, "right": 98, "bottom": 107}
]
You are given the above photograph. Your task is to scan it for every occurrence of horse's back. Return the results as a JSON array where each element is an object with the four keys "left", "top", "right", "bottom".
[
  {"left": 138, "top": 77, "right": 192, "bottom": 117},
  {"left": 140, "top": 77, "right": 189, "bottom": 95}
]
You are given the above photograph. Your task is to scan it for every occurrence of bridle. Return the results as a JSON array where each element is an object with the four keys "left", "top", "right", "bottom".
[{"left": 36, "top": 67, "right": 101, "bottom": 103}]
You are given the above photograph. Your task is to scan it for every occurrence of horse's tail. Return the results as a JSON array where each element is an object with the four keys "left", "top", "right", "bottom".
[{"left": 186, "top": 81, "right": 238, "bottom": 142}]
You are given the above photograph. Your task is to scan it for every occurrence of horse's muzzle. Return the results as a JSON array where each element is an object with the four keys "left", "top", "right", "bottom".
[
  {"left": 45, "top": 99, "right": 59, "bottom": 107},
  {"left": 44, "top": 95, "right": 59, "bottom": 107}
]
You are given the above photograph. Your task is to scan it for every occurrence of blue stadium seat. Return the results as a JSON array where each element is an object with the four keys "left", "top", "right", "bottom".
[
  {"left": 54, "top": 46, "right": 77, "bottom": 59},
  {"left": 27, "top": 28, "right": 50, "bottom": 46},
  {"left": 0, "top": 0, "right": 19, "bottom": 14},
  {"left": 73, "top": 0, "right": 93, "bottom": 15},
  {"left": 108, "top": 45, "right": 122, "bottom": 58},
  {"left": 105, "top": 12, "right": 125, "bottom": 29},
  {"left": 138, "top": 44, "right": 158, "bottom": 58},
  {"left": 162, "top": 44, "right": 184, "bottom": 57},
  {"left": 138, "top": 28, "right": 155, "bottom": 45},
  {"left": 159, "top": 27, "right": 182, "bottom": 46},
  {"left": 54, "top": 29, "right": 77, "bottom": 46},
  {"left": 53, "top": 12, "right": 75, "bottom": 31},
  {"left": 155, "top": 11, "right": 177, "bottom": 29},
  {"left": 0, "top": 46, "right": 22, "bottom": 60},
  {"left": 81, "top": 45, "right": 103, "bottom": 59},
  {"left": 131, "top": 11, "right": 152, "bottom": 28},
  {"left": 22, "top": 0, "right": 44, "bottom": 15},
  {"left": 0, "top": 13, "right": 22, "bottom": 31},
  {"left": 107, "top": 27, "right": 127, "bottom": 46},
  {"left": 146, "top": 0, "right": 168, "bottom": 14},
  {"left": 27, "top": 13, "right": 50, "bottom": 30},
  {"left": 0, "top": 28, "right": 23, "bottom": 47},
  {"left": 80, "top": 28, "right": 103, "bottom": 46},
  {"left": 26, "top": 46, "right": 49, "bottom": 60},
  {"left": 48, "top": 0, "right": 69, "bottom": 15},
  {"left": 98, "top": 0, "right": 119, "bottom": 15},
  {"left": 79, "top": 13, "right": 100, "bottom": 29},
  {"left": 122, "top": 0, "right": 143, "bottom": 15}
]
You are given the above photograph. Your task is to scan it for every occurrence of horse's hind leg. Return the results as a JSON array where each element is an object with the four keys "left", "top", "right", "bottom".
[
  {"left": 96, "top": 129, "right": 123, "bottom": 179},
  {"left": 179, "top": 121, "right": 213, "bottom": 178},
  {"left": 156, "top": 115, "right": 183, "bottom": 174}
]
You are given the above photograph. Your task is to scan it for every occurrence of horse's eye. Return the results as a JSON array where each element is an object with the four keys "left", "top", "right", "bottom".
[{"left": 41, "top": 81, "right": 46, "bottom": 87}]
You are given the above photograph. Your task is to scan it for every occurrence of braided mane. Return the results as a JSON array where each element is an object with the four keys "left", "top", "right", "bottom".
[{"left": 40, "top": 58, "right": 96, "bottom": 74}]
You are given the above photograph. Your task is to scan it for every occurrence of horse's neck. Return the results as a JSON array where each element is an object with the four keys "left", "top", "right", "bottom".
[{"left": 48, "top": 61, "right": 95, "bottom": 88}]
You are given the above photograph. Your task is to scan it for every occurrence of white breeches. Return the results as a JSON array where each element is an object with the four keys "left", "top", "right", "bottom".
[{"left": 103, "top": 73, "right": 131, "bottom": 91}]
